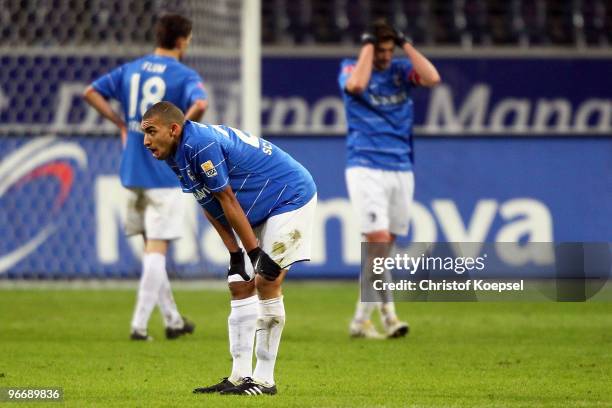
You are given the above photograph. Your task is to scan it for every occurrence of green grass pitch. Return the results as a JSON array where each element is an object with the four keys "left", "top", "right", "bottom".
[{"left": 1, "top": 282, "right": 611, "bottom": 407}]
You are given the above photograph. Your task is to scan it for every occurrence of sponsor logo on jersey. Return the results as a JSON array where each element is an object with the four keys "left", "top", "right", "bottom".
[
  {"left": 369, "top": 91, "right": 408, "bottom": 106},
  {"left": 193, "top": 187, "right": 210, "bottom": 201},
  {"left": 201, "top": 160, "right": 217, "bottom": 177},
  {"left": 187, "top": 168, "right": 195, "bottom": 181}
]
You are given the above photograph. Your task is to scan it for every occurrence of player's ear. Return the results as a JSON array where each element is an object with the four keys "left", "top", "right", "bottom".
[
  {"left": 176, "top": 36, "right": 188, "bottom": 50},
  {"left": 170, "top": 122, "right": 182, "bottom": 138}
]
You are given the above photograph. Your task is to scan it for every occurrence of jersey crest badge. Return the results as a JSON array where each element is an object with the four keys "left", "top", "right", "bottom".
[{"left": 201, "top": 160, "right": 217, "bottom": 177}]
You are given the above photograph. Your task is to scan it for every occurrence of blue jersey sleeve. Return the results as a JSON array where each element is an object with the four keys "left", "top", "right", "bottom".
[
  {"left": 191, "top": 140, "right": 230, "bottom": 192},
  {"left": 397, "top": 59, "right": 418, "bottom": 87},
  {"left": 91, "top": 65, "right": 124, "bottom": 100},
  {"left": 182, "top": 71, "right": 208, "bottom": 108},
  {"left": 338, "top": 59, "right": 356, "bottom": 92}
]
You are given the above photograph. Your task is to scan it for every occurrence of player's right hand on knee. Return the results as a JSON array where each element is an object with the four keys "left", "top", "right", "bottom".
[
  {"left": 247, "top": 247, "right": 282, "bottom": 281},
  {"left": 228, "top": 249, "right": 251, "bottom": 281}
]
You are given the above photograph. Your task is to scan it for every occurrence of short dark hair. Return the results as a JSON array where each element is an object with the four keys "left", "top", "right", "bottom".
[
  {"left": 156, "top": 14, "right": 192, "bottom": 49},
  {"left": 143, "top": 101, "right": 185, "bottom": 126},
  {"left": 371, "top": 19, "right": 396, "bottom": 44}
]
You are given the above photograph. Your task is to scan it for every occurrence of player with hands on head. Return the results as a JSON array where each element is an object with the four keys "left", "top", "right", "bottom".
[
  {"left": 339, "top": 19, "right": 441, "bottom": 339},
  {"left": 83, "top": 14, "right": 208, "bottom": 341},
  {"left": 140, "top": 101, "right": 317, "bottom": 396}
]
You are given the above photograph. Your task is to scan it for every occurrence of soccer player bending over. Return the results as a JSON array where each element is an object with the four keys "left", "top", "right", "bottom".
[
  {"left": 83, "top": 14, "right": 208, "bottom": 340},
  {"left": 141, "top": 101, "right": 317, "bottom": 396},
  {"left": 338, "top": 20, "right": 441, "bottom": 339}
]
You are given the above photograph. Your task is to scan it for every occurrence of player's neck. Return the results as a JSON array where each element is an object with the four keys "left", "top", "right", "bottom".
[{"left": 153, "top": 48, "right": 180, "bottom": 60}]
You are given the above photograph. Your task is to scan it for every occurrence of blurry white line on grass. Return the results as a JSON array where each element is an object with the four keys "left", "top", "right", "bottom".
[
  {"left": 0, "top": 279, "right": 228, "bottom": 291},
  {"left": 0, "top": 279, "right": 349, "bottom": 291}
]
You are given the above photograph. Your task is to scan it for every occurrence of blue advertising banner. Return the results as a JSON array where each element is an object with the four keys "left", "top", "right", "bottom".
[
  {"left": 0, "top": 135, "right": 610, "bottom": 279},
  {"left": 0, "top": 53, "right": 610, "bottom": 279},
  {"left": 262, "top": 55, "right": 612, "bottom": 136},
  {"left": 1, "top": 53, "right": 611, "bottom": 136}
]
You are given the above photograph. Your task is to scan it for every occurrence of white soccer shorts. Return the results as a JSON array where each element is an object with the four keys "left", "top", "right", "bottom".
[
  {"left": 124, "top": 187, "right": 184, "bottom": 241},
  {"left": 345, "top": 166, "right": 414, "bottom": 236},
  {"left": 227, "top": 193, "right": 318, "bottom": 283}
]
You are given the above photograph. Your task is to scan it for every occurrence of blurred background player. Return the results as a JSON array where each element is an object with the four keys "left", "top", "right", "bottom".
[
  {"left": 338, "top": 20, "right": 441, "bottom": 339},
  {"left": 83, "top": 14, "right": 208, "bottom": 340},
  {"left": 140, "top": 101, "right": 317, "bottom": 396}
]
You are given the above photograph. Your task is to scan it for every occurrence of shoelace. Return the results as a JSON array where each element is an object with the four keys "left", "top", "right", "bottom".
[
  {"left": 240, "top": 377, "right": 255, "bottom": 386},
  {"left": 238, "top": 377, "right": 264, "bottom": 394}
]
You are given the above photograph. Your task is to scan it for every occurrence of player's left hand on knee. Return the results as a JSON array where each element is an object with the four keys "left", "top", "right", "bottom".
[
  {"left": 247, "top": 247, "right": 282, "bottom": 281},
  {"left": 227, "top": 249, "right": 251, "bottom": 281}
]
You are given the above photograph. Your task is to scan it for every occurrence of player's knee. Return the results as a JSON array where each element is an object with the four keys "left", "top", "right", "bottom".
[
  {"left": 365, "top": 230, "right": 393, "bottom": 243},
  {"left": 145, "top": 239, "right": 169, "bottom": 254},
  {"left": 254, "top": 273, "right": 283, "bottom": 294},
  {"left": 254, "top": 274, "right": 275, "bottom": 290},
  {"left": 228, "top": 280, "right": 255, "bottom": 300}
]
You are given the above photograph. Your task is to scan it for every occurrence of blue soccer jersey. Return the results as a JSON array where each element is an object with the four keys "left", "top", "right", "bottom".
[
  {"left": 166, "top": 121, "right": 317, "bottom": 227},
  {"left": 338, "top": 58, "right": 418, "bottom": 171},
  {"left": 91, "top": 54, "right": 207, "bottom": 188}
]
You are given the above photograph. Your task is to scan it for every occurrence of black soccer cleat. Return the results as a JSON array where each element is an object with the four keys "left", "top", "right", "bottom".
[
  {"left": 220, "top": 377, "right": 277, "bottom": 396},
  {"left": 193, "top": 377, "right": 238, "bottom": 394},
  {"left": 165, "top": 316, "right": 195, "bottom": 339},
  {"left": 130, "top": 331, "right": 153, "bottom": 341}
]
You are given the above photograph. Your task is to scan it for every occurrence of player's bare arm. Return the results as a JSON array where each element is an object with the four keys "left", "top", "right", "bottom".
[
  {"left": 399, "top": 42, "right": 441, "bottom": 87},
  {"left": 185, "top": 99, "right": 208, "bottom": 122},
  {"left": 213, "top": 185, "right": 282, "bottom": 282},
  {"left": 213, "top": 186, "right": 258, "bottom": 252},
  {"left": 204, "top": 208, "right": 255, "bottom": 298},
  {"left": 82, "top": 86, "right": 128, "bottom": 145},
  {"left": 345, "top": 43, "right": 374, "bottom": 94}
]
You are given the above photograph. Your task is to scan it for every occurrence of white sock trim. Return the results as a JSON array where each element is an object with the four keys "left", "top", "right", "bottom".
[
  {"left": 144, "top": 252, "right": 166, "bottom": 267},
  {"left": 259, "top": 296, "right": 285, "bottom": 316},
  {"left": 231, "top": 294, "right": 259, "bottom": 308}
]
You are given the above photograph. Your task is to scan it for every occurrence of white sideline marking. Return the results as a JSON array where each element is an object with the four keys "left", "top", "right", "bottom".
[
  {"left": 0, "top": 279, "right": 228, "bottom": 291},
  {"left": 0, "top": 279, "right": 351, "bottom": 291}
]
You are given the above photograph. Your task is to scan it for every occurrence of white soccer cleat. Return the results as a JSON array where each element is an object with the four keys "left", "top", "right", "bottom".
[
  {"left": 384, "top": 318, "right": 410, "bottom": 338},
  {"left": 349, "top": 320, "right": 385, "bottom": 339}
]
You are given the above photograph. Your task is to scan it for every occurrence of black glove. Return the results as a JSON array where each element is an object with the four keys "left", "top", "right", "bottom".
[
  {"left": 394, "top": 28, "right": 408, "bottom": 47},
  {"left": 247, "top": 247, "right": 282, "bottom": 281},
  {"left": 360, "top": 30, "right": 376, "bottom": 46},
  {"left": 228, "top": 249, "right": 251, "bottom": 281}
]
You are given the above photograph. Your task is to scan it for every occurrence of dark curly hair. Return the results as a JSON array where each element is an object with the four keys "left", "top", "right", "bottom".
[
  {"left": 371, "top": 19, "right": 397, "bottom": 44},
  {"left": 156, "top": 14, "right": 192, "bottom": 49}
]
